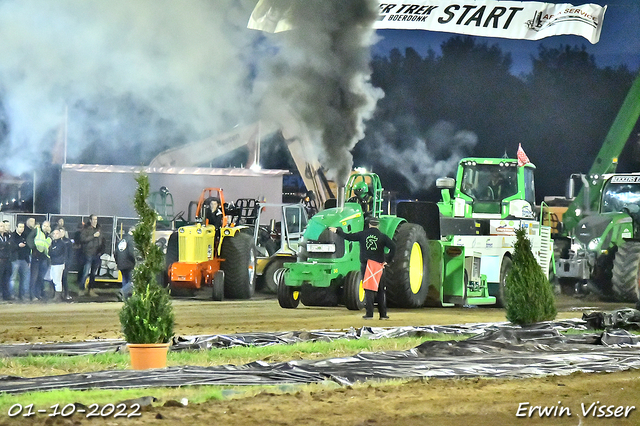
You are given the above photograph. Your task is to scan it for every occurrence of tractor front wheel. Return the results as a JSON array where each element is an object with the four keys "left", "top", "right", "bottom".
[
  {"left": 277, "top": 269, "right": 300, "bottom": 309},
  {"left": 164, "top": 231, "right": 179, "bottom": 288},
  {"left": 343, "top": 270, "right": 365, "bottom": 311},
  {"left": 263, "top": 258, "right": 288, "bottom": 294},
  {"left": 212, "top": 270, "right": 224, "bottom": 301},
  {"left": 612, "top": 241, "right": 640, "bottom": 302},
  {"left": 495, "top": 256, "right": 513, "bottom": 308}
]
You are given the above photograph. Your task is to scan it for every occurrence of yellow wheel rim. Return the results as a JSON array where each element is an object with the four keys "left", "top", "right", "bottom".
[
  {"left": 409, "top": 242, "right": 424, "bottom": 294},
  {"left": 358, "top": 278, "right": 365, "bottom": 302},
  {"left": 292, "top": 290, "right": 300, "bottom": 301}
]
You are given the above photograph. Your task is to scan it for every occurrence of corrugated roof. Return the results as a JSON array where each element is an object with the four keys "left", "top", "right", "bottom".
[{"left": 61, "top": 164, "right": 290, "bottom": 176}]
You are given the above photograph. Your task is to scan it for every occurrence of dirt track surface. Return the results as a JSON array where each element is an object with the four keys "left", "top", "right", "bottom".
[{"left": 1, "top": 293, "right": 639, "bottom": 426}]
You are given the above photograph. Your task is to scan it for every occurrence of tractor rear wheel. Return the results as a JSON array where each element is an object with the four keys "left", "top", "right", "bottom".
[
  {"left": 612, "top": 241, "right": 640, "bottom": 302},
  {"left": 277, "top": 269, "right": 300, "bottom": 308},
  {"left": 343, "top": 270, "right": 365, "bottom": 311},
  {"left": 220, "top": 233, "right": 256, "bottom": 299},
  {"left": 384, "top": 223, "right": 428, "bottom": 308}
]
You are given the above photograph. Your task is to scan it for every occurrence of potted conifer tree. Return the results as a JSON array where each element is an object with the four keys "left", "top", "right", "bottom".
[{"left": 119, "top": 172, "right": 175, "bottom": 369}]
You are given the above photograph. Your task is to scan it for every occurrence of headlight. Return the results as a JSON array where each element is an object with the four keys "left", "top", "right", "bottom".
[
  {"left": 587, "top": 238, "right": 600, "bottom": 251},
  {"left": 196, "top": 228, "right": 202, "bottom": 234},
  {"left": 224, "top": 230, "right": 231, "bottom": 236},
  {"left": 179, "top": 228, "right": 185, "bottom": 233}
]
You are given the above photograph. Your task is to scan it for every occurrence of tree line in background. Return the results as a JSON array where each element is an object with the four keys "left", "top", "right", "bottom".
[{"left": 353, "top": 36, "right": 640, "bottom": 201}]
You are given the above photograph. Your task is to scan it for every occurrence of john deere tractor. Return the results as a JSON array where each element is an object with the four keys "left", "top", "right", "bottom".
[
  {"left": 277, "top": 158, "right": 553, "bottom": 311},
  {"left": 165, "top": 188, "right": 257, "bottom": 300},
  {"left": 277, "top": 172, "right": 429, "bottom": 310}
]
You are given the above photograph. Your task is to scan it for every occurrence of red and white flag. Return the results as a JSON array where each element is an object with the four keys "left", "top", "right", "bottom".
[
  {"left": 517, "top": 144, "right": 530, "bottom": 167},
  {"left": 362, "top": 259, "right": 384, "bottom": 291}
]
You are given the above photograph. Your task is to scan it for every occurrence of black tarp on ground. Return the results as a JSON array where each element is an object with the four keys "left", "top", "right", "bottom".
[
  {"left": 1, "top": 313, "right": 640, "bottom": 394},
  {"left": 0, "top": 319, "right": 590, "bottom": 357}
]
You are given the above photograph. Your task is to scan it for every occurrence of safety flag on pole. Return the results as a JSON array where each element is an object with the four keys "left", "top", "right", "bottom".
[
  {"left": 517, "top": 144, "right": 531, "bottom": 167},
  {"left": 362, "top": 259, "right": 384, "bottom": 291}
]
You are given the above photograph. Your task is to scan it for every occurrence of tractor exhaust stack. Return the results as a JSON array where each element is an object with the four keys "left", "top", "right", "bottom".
[{"left": 337, "top": 186, "right": 345, "bottom": 208}]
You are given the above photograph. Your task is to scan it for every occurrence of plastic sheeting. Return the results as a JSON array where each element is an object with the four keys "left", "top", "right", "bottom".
[
  {"left": 0, "top": 328, "right": 638, "bottom": 394},
  {"left": 1, "top": 312, "right": 640, "bottom": 394},
  {"left": 0, "top": 319, "right": 589, "bottom": 357}
]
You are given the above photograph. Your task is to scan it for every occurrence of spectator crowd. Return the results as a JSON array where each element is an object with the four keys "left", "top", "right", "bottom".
[{"left": 0, "top": 215, "right": 136, "bottom": 303}]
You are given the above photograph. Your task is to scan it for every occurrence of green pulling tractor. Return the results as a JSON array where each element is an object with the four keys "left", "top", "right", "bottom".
[
  {"left": 277, "top": 156, "right": 553, "bottom": 310},
  {"left": 277, "top": 172, "right": 429, "bottom": 310}
]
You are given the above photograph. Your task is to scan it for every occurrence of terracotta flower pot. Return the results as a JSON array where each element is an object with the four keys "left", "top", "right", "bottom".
[{"left": 127, "top": 343, "right": 171, "bottom": 370}]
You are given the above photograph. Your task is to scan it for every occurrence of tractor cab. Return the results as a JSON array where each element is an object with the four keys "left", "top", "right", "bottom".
[{"left": 437, "top": 158, "right": 536, "bottom": 220}]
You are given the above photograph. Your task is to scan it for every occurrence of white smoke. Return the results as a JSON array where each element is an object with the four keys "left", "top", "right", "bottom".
[
  {"left": 0, "top": 0, "right": 263, "bottom": 174},
  {"left": 370, "top": 120, "right": 478, "bottom": 192}
]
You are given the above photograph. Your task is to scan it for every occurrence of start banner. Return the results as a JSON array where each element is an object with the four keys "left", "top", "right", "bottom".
[
  {"left": 375, "top": 1, "right": 607, "bottom": 43},
  {"left": 248, "top": 1, "right": 607, "bottom": 44}
]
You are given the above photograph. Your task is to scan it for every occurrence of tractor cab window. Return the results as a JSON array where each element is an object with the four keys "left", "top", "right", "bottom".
[
  {"left": 523, "top": 167, "right": 536, "bottom": 205},
  {"left": 460, "top": 164, "right": 518, "bottom": 202},
  {"left": 601, "top": 177, "right": 640, "bottom": 213},
  {"left": 284, "top": 205, "right": 308, "bottom": 235}
]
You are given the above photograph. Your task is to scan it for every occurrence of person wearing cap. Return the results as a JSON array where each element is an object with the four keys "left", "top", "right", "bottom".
[{"left": 329, "top": 217, "right": 396, "bottom": 320}]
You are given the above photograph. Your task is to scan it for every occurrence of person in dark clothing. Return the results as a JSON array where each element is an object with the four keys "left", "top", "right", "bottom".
[
  {"left": 58, "top": 227, "right": 73, "bottom": 300},
  {"left": 205, "top": 197, "right": 223, "bottom": 229},
  {"left": 26, "top": 220, "right": 51, "bottom": 300},
  {"left": 115, "top": 226, "right": 136, "bottom": 301},
  {"left": 0, "top": 222, "right": 14, "bottom": 301},
  {"left": 329, "top": 217, "right": 396, "bottom": 320},
  {"left": 348, "top": 181, "right": 374, "bottom": 217},
  {"left": 48, "top": 228, "right": 66, "bottom": 302},
  {"left": 79, "top": 214, "right": 105, "bottom": 298},
  {"left": 9, "top": 222, "right": 31, "bottom": 301}
]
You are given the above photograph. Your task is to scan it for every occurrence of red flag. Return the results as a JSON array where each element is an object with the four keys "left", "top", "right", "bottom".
[
  {"left": 362, "top": 259, "right": 384, "bottom": 291},
  {"left": 517, "top": 143, "right": 530, "bottom": 167}
]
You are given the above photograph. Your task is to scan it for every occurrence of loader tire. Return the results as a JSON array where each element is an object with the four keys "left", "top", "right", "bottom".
[
  {"left": 343, "top": 270, "right": 365, "bottom": 311},
  {"left": 495, "top": 256, "right": 513, "bottom": 308},
  {"left": 220, "top": 233, "right": 256, "bottom": 299},
  {"left": 263, "top": 258, "right": 288, "bottom": 294},
  {"left": 384, "top": 223, "right": 428, "bottom": 308},
  {"left": 611, "top": 241, "right": 640, "bottom": 302},
  {"left": 277, "top": 269, "right": 300, "bottom": 309}
]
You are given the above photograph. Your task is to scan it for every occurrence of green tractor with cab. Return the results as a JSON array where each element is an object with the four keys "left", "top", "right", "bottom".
[
  {"left": 277, "top": 157, "right": 552, "bottom": 311},
  {"left": 277, "top": 172, "right": 429, "bottom": 310},
  {"left": 428, "top": 157, "right": 552, "bottom": 307}
]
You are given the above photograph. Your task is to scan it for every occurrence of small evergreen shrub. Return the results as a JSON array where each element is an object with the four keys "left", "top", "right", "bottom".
[
  {"left": 505, "top": 227, "right": 557, "bottom": 325},
  {"left": 119, "top": 173, "right": 175, "bottom": 344}
]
